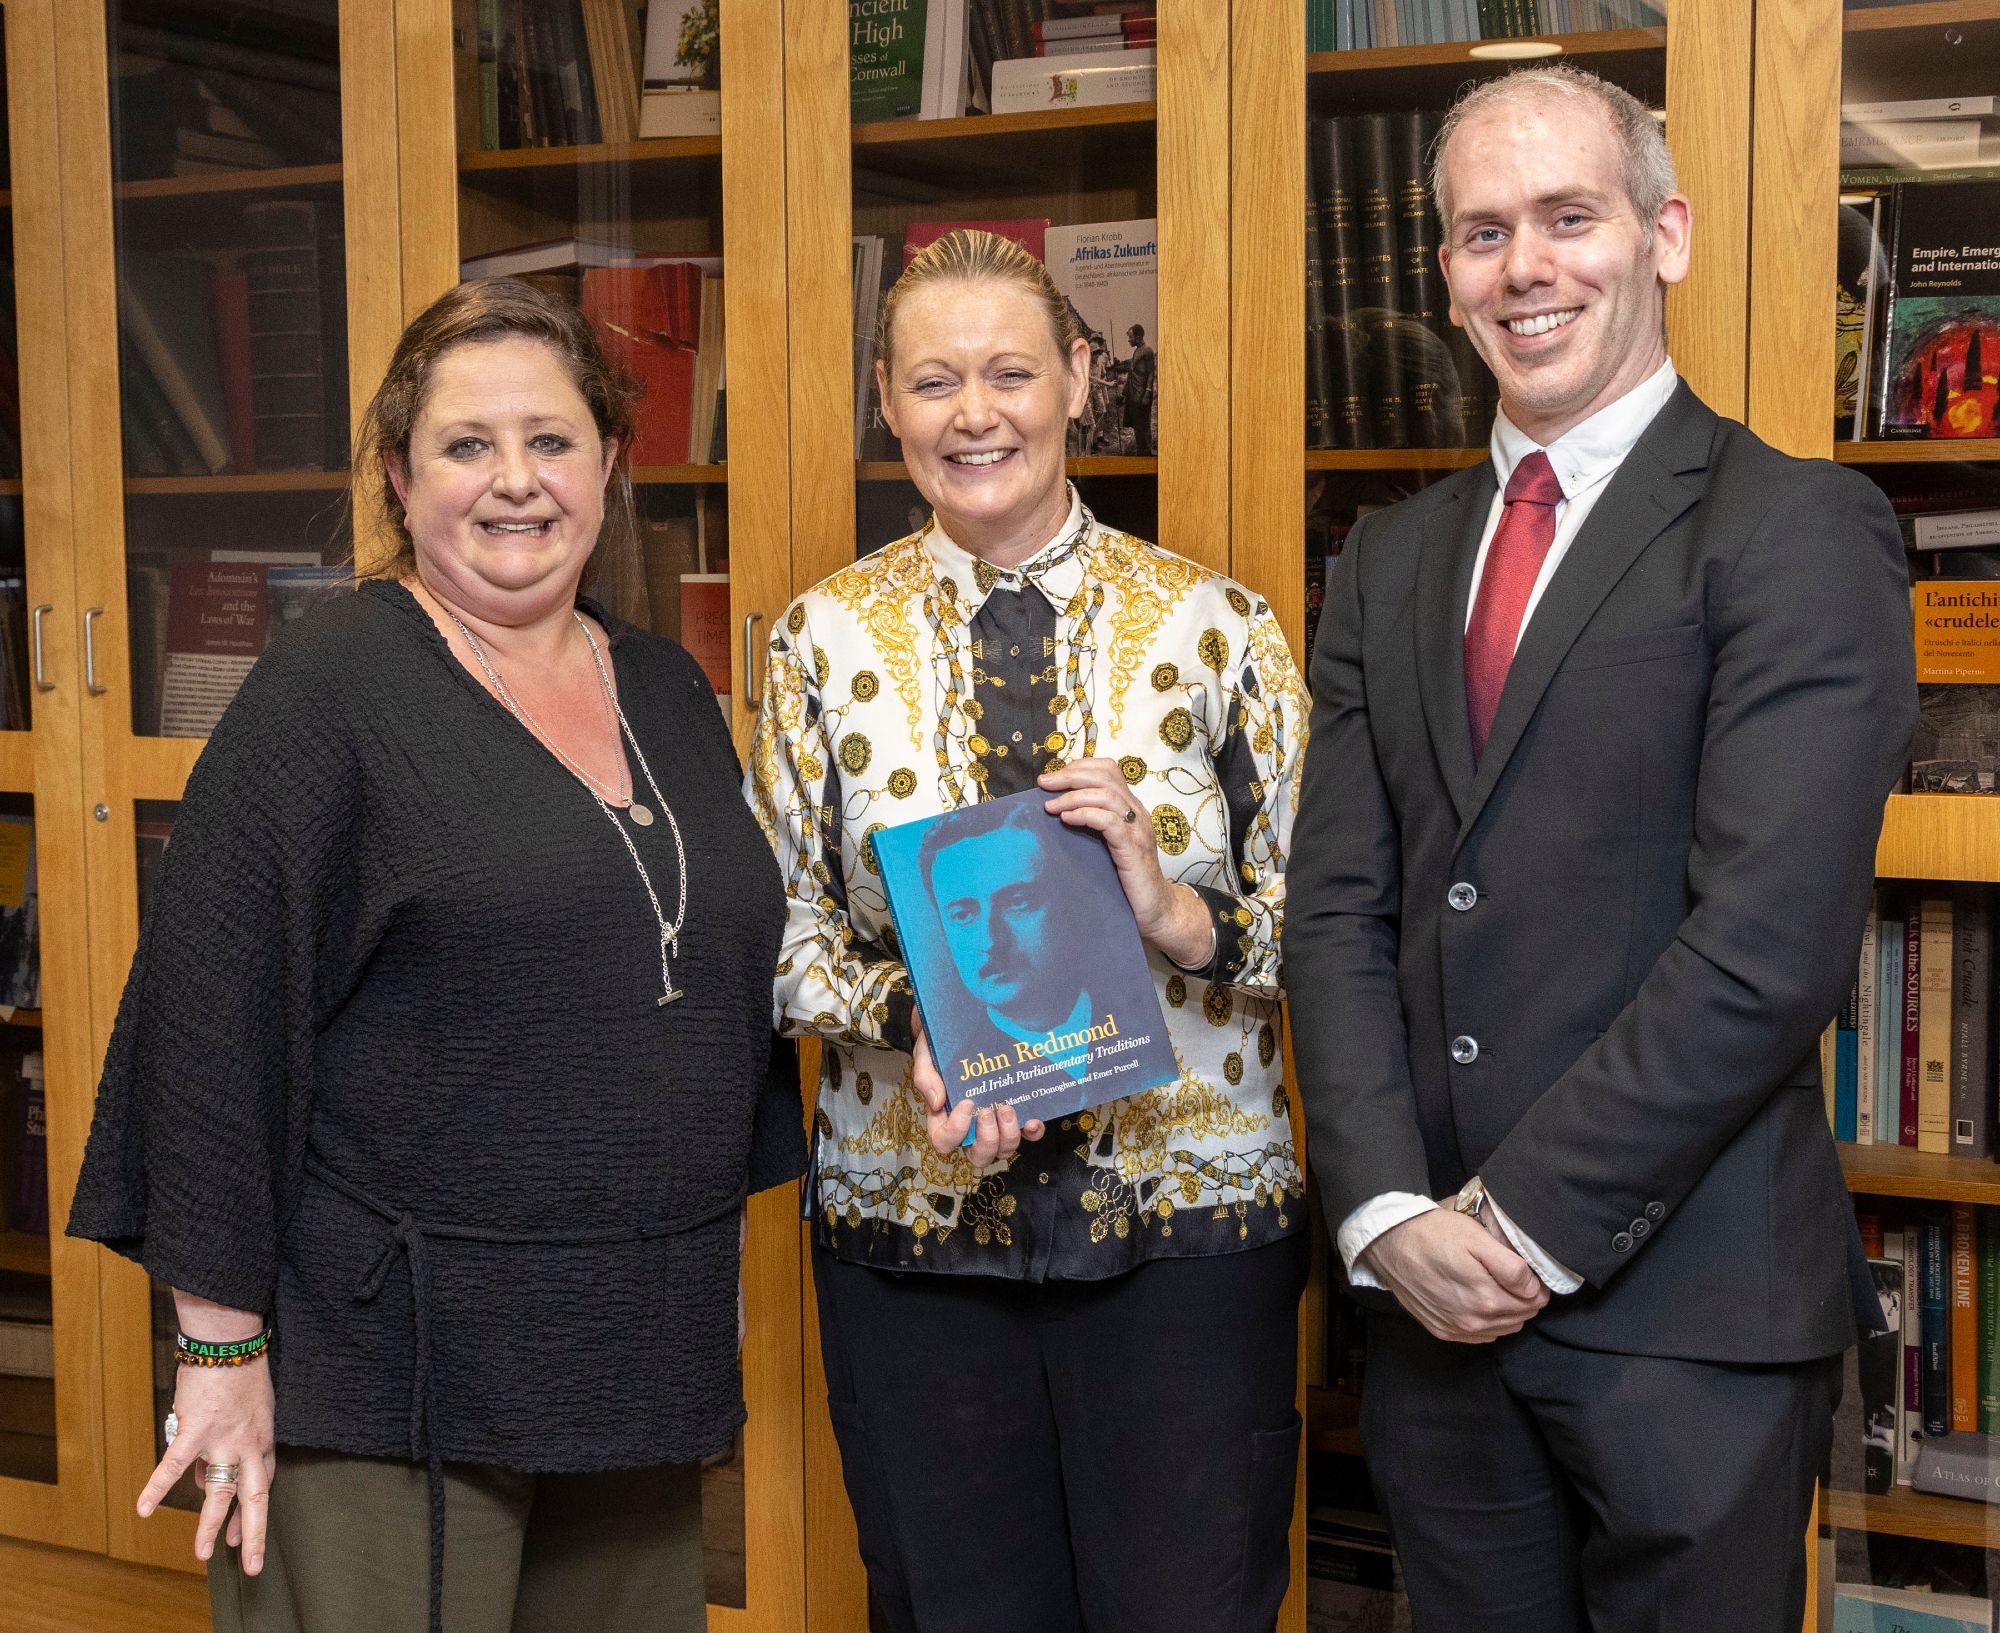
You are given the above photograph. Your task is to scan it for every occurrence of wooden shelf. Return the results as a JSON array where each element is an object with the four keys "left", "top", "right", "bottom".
[
  {"left": 112, "top": 163, "right": 342, "bottom": 202},
  {"left": 858, "top": 455, "right": 1158, "bottom": 483},
  {"left": 124, "top": 471, "right": 349, "bottom": 496},
  {"left": 1307, "top": 25, "right": 1664, "bottom": 75},
  {"left": 1876, "top": 794, "right": 2000, "bottom": 883},
  {"left": 853, "top": 103, "right": 1153, "bottom": 149},
  {"left": 1825, "top": 1483, "right": 2000, "bottom": 1546},
  {"left": 1306, "top": 447, "right": 1485, "bottom": 471},
  {"left": 0, "top": 1232, "right": 49, "bottom": 1277},
  {"left": 0, "top": 481, "right": 20, "bottom": 496},
  {"left": 0, "top": 1010, "right": 41, "bottom": 1030},
  {"left": 1841, "top": 1142, "right": 2000, "bottom": 1203},
  {"left": 632, "top": 463, "right": 725, "bottom": 486},
  {"left": 1844, "top": 0, "right": 2000, "bottom": 33},
  {"left": 851, "top": 104, "right": 1157, "bottom": 197},
  {"left": 1836, "top": 439, "right": 2000, "bottom": 466},
  {"left": 460, "top": 136, "right": 721, "bottom": 173}
]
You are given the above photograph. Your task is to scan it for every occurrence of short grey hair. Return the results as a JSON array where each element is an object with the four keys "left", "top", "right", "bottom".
[{"left": 1429, "top": 64, "right": 1677, "bottom": 241}]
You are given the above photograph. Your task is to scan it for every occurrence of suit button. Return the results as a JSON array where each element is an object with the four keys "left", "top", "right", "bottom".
[
  {"left": 1450, "top": 1035, "right": 1479, "bottom": 1065},
  {"left": 1448, "top": 882, "right": 1478, "bottom": 912},
  {"left": 1630, "top": 1218, "right": 1650, "bottom": 1238},
  {"left": 1612, "top": 1232, "right": 1634, "bottom": 1253},
  {"left": 1644, "top": 1201, "right": 1664, "bottom": 1222}
]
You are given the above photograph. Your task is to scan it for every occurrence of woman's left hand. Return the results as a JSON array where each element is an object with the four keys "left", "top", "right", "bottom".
[{"left": 1040, "top": 759, "right": 1213, "bottom": 969}]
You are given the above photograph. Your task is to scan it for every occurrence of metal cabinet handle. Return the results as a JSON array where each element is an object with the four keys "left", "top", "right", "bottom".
[
  {"left": 30, "top": 605, "right": 52, "bottom": 692},
  {"left": 742, "top": 612, "right": 765, "bottom": 712},
  {"left": 83, "top": 607, "right": 108, "bottom": 695}
]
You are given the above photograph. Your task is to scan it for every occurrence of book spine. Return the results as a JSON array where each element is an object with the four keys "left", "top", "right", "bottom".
[
  {"left": 1352, "top": 113, "right": 1408, "bottom": 449},
  {"left": 479, "top": 0, "right": 500, "bottom": 149},
  {"left": 1921, "top": 1210, "right": 1949, "bottom": 1441},
  {"left": 1878, "top": 902, "right": 1905, "bottom": 1142},
  {"left": 241, "top": 201, "right": 327, "bottom": 471},
  {"left": 1953, "top": 891, "right": 1992, "bottom": 1159},
  {"left": 1317, "top": 118, "right": 1371, "bottom": 450},
  {"left": 452, "top": 0, "right": 483, "bottom": 151},
  {"left": 1856, "top": 899, "right": 1879, "bottom": 1143},
  {"left": 1919, "top": 895, "right": 1954, "bottom": 1153},
  {"left": 1900, "top": 1220, "right": 1919, "bottom": 1481},
  {"left": 1953, "top": 1203, "right": 1979, "bottom": 1433},
  {"left": 1983, "top": 1208, "right": 2000, "bottom": 1434},
  {"left": 1836, "top": 984, "right": 1859, "bottom": 1142},
  {"left": 211, "top": 263, "right": 256, "bottom": 475},
  {"left": 1902, "top": 907, "right": 1922, "bottom": 1145},
  {"left": 1303, "top": 133, "right": 1333, "bottom": 451},
  {"left": 1390, "top": 108, "right": 1451, "bottom": 447}
]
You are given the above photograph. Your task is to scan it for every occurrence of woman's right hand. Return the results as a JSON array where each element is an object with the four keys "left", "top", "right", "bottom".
[
  {"left": 911, "top": 1018, "right": 1044, "bottom": 1165},
  {"left": 143, "top": 1297, "right": 278, "bottom": 1576}
]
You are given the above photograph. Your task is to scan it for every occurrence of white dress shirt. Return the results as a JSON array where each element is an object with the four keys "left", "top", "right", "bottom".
[{"left": 1340, "top": 358, "right": 1680, "bottom": 1296}]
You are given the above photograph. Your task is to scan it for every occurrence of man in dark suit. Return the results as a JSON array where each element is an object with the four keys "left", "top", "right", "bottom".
[{"left": 1285, "top": 63, "right": 1916, "bottom": 1630}]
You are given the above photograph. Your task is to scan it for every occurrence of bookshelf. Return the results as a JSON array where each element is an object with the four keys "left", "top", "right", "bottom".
[{"left": 0, "top": 0, "right": 1981, "bottom": 1626}]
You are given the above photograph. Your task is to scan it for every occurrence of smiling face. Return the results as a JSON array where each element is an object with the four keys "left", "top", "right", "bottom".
[
  {"left": 1438, "top": 93, "right": 1690, "bottom": 444},
  {"left": 877, "top": 278, "right": 1089, "bottom": 567},
  {"left": 389, "top": 336, "right": 617, "bottom": 623},
  {"left": 928, "top": 823, "right": 1074, "bottom": 1031}
]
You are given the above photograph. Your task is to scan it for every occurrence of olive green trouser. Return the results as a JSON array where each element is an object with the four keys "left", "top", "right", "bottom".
[{"left": 206, "top": 1446, "right": 706, "bottom": 1633}]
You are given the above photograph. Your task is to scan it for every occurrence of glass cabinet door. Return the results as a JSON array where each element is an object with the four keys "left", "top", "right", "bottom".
[
  {"left": 1815, "top": 0, "right": 2000, "bottom": 1623},
  {"left": 0, "top": 0, "right": 112, "bottom": 1558},
  {"left": 53, "top": 0, "right": 404, "bottom": 1572},
  {"left": 398, "top": 2, "right": 801, "bottom": 1626}
]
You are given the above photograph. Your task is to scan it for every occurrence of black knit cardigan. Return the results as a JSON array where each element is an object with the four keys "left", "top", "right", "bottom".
[{"left": 69, "top": 579, "right": 804, "bottom": 1477}]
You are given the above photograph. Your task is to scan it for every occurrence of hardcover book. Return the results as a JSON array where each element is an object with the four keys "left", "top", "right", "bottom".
[
  {"left": 1877, "top": 181, "right": 2000, "bottom": 439},
  {"left": 873, "top": 788, "right": 1179, "bottom": 1124}
]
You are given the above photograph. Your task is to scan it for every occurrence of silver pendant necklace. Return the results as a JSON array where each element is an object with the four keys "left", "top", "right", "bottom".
[{"left": 452, "top": 609, "right": 689, "bottom": 1006}]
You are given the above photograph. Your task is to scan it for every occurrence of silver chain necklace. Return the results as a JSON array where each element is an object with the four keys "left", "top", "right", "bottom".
[{"left": 452, "top": 609, "right": 689, "bottom": 1006}]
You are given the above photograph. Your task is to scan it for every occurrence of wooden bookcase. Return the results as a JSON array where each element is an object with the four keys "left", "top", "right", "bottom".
[{"left": 0, "top": 0, "right": 1986, "bottom": 1628}]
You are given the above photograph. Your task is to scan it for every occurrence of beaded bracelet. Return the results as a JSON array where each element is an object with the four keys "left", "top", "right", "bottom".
[{"left": 175, "top": 1329, "right": 272, "bottom": 1368}]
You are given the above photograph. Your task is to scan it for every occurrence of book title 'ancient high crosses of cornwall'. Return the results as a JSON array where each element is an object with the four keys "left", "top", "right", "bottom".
[{"left": 874, "top": 788, "right": 1179, "bottom": 1124}]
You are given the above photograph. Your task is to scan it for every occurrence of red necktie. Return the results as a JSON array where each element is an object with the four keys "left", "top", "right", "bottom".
[{"left": 1465, "top": 450, "right": 1563, "bottom": 765}]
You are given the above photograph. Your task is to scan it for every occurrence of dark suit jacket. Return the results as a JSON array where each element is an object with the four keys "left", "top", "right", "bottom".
[{"left": 1285, "top": 382, "right": 1918, "bottom": 1365}]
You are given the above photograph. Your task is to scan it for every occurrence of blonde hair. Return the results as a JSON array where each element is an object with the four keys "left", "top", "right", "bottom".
[
  {"left": 1430, "top": 63, "right": 1677, "bottom": 240},
  {"left": 876, "top": 229, "right": 1083, "bottom": 374},
  {"left": 351, "top": 277, "right": 639, "bottom": 585}
]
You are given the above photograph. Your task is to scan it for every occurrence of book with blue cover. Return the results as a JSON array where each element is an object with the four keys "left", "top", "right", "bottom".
[{"left": 873, "top": 787, "right": 1180, "bottom": 1124}]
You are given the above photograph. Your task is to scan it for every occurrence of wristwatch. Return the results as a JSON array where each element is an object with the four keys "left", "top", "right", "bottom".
[{"left": 1452, "top": 1176, "right": 1488, "bottom": 1220}]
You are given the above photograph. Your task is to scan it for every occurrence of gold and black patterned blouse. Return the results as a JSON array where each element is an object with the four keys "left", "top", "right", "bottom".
[{"left": 747, "top": 491, "right": 1308, "bottom": 1279}]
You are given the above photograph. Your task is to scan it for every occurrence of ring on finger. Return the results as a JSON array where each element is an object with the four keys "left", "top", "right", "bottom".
[
  {"left": 1121, "top": 806, "right": 1138, "bottom": 823},
  {"left": 204, "top": 1463, "right": 241, "bottom": 1487}
]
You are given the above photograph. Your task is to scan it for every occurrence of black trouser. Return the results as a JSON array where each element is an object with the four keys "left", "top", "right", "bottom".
[
  {"left": 813, "top": 1233, "right": 1309, "bottom": 1633},
  {"left": 1359, "top": 1311, "right": 1842, "bottom": 1633}
]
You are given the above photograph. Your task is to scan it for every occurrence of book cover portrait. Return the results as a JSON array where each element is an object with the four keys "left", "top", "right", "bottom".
[{"left": 874, "top": 788, "right": 1178, "bottom": 1124}]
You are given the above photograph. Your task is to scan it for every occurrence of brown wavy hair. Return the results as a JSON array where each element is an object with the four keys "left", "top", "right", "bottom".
[{"left": 350, "top": 277, "right": 640, "bottom": 594}]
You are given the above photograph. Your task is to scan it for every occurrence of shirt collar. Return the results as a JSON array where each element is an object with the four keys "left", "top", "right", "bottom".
[
  {"left": 921, "top": 486, "right": 1092, "bottom": 615},
  {"left": 1490, "top": 358, "right": 1679, "bottom": 502}
]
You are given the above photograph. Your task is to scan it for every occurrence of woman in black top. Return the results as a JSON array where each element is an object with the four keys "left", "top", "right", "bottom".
[{"left": 67, "top": 279, "right": 802, "bottom": 1633}]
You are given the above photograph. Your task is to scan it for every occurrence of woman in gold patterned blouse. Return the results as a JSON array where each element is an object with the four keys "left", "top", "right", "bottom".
[{"left": 747, "top": 230, "right": 1309, "bottom": 1633}]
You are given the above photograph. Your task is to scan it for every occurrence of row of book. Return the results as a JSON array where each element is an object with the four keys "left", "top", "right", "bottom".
[
  {"left": 1307, "top": 110, "right": 1499, "bottom": 452},
  {"left": 118, "top": 202, "right": 350, "bottom": 478},
  {"left": 1835, "top": 179, "right": 1999, "bottom": 444},
  {"left": 851, "top": 216, "right": 1159, "bottom": 460},
  {"left": 1822, "top": 887, "right": 1994, "bottom": 1153},
  {"left": 1304, "top": 0, "right": 1661, "bottom": 52},
  {"left": 1853, "top": 1204, "right": 2000, "bottom": 1498},
  {"left": 113, "top": 14, "right": 342, "bottom": 182},
  {"left": 458, "top": 240, "right": 728, "bottom": 468},
  {"left": 0, "top": 1046, "right": 43, "bottom": 1244},
  {"left": 852, "top": 0, "right": 1157, "bottom": 124}
]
